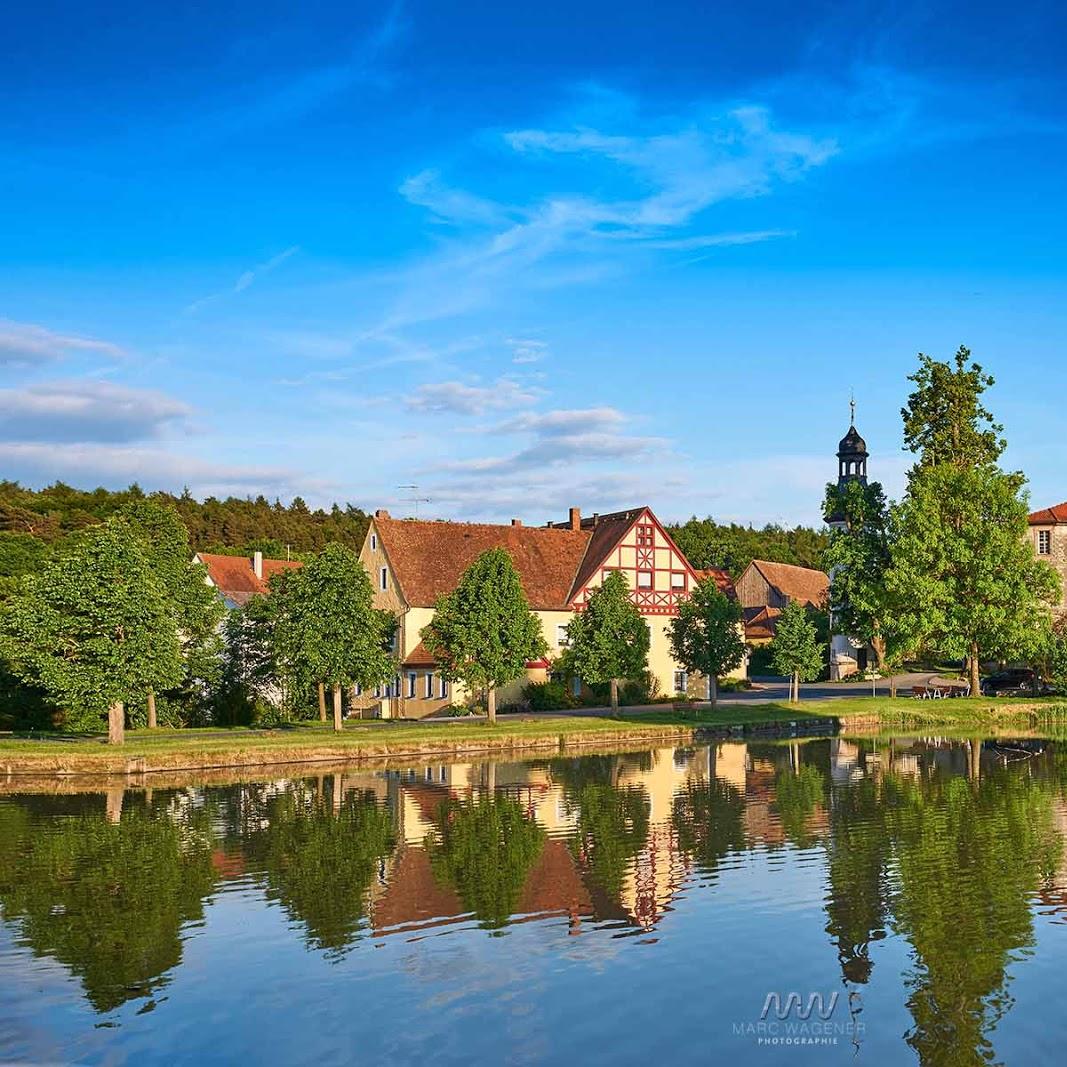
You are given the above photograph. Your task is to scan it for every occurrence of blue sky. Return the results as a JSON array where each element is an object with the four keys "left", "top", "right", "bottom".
[{"left": 2, "top": 0, "right": 1066, "bottom": 525}]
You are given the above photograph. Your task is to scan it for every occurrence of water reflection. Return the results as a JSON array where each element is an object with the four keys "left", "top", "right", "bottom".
[{"left": 1, "top": 738, "right": 1066, "bottom": 1064}]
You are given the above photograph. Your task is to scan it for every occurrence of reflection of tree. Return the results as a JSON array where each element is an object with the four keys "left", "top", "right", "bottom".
[
  {"left": 824, "top": 776, "right": 889, "bottom": 985},
  {"left": 774, "top": 764, "right": 827, "bottom": 848},
  {"left": 551, "top": 755, "right": 651, "bottom": 906},
  {"left": 427, "top": 793, "right": 544, "bottom": 929},
  {"left": 245, "top": 784, "right": 395, "bottom": 955},
  {"left": 0, "top": 794, "right": 216, "bottom": 1013},
  {"left": 887, "top": 768, "right": 1062, "bottom": 1066},
  {"left": 672, "top": 777, "right": 746, "bottom": 874}
]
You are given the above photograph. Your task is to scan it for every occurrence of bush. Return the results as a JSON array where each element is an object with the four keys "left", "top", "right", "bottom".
[
  {"left": 620, "top": 669, "right": 661, "bottom": 706},
  {"left": 523, "top": 681, "right": 578, "bottom": 711},
  {"left": 718, "top": 677, "right": 752, "bottom": 692},
  {"left": 252, "top": 701, "right": 292, "bottom": 729}
]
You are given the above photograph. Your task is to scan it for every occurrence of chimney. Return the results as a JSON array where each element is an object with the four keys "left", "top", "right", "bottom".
[
  {"left": 592, "top": 512, "right": 599, "bottom": 525},
  {"left": 511, "top": 518, "right": 523, "bottom": 527},
  {"left": 252, "top": 550, "right": 263, "bottom": 580},
  {"left": 375, "top": 508, "right": 391, "bottom": 519},
  {"left": 569, "top": 507, "right": 581, "bottom": 531}
]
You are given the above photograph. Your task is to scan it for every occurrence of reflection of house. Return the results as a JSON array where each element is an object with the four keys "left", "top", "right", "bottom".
[
  {"left": 357, "top": 505, "right": 745, "bottom": 718},
  {"left": 1028, "top": 502, "right": 1067, "bottom": 618},
  {"left": 194, "top": 550, "right": 302, "bottom": 609}
]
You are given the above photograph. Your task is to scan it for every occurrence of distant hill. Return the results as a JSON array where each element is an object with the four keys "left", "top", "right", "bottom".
[{"left": 0, "top": 481, "right": 370, "bottom": 581}]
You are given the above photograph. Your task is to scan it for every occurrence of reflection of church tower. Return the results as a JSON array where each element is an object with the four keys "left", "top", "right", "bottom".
[{"left": 829, "top": 397, "right": 873, "bottom": 678}]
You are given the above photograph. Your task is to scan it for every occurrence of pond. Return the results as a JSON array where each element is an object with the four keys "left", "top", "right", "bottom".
[{"left": 2, "top": 737, "right": 1066, "bottom": 1065}]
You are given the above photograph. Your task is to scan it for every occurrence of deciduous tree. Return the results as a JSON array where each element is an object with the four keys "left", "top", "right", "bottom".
[
  {"left": 421, "top": 548, "right": 547, "bottom": 723},
  {"left": 769, "top": 601, "right": 823, "bottom": 702},
  {"left": 271, "top": 543, "right": 395, "bottom": 731},
  {"left": 667, "top": 577, "right": 745, "bottom": 708},
  {"left": 0, "top": 517, "right": 183, "bottom": 743},
  {"left": 560, "top": 571, "right": 649, "bottom": 714}
]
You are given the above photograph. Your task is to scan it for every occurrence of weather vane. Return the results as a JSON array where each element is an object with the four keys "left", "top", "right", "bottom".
[{"left": 849, "top": 390, "right": 856, "bottom": 426}]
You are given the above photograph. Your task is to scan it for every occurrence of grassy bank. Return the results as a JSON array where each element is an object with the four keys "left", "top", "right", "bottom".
[
  {"left": 0, "top": 716, "right": 701, "bottom": 776},
  {"left": 4, "top": 696, "right": 1066, "bottom": 777}
]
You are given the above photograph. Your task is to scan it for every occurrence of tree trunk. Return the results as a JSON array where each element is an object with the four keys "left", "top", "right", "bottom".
[
  {"left": 332, "top": 773, "right": 343, "bottom": 815},
  {"left": 147, "top": 688, "right": 157, "bottom": 730},
  {"left": 792, "top": 671, "right": 800, "bottom": 703},
  {"left": 889, "top": 674, "right": 898, "bottom": 699},
  {"left": 317, "top": 682, "right": 327, "bottom": 722},
  {"left": 487, "top": 686, "right": 497, "bottom": 724},
  {"left": 332, "top": 683, "right": 343, "bottom": 732},
  {"left": 871, "top": 635, "right": 886, "bottom": 672},
  {"left": 105, "top": 786, "right": 124, "bottom": 824},
  {"left": 107, "top": 701, "right": 125, "bottom": 745},
  {"left": 610, "top": 678, "right": 619, "bottom": 716},
  {"left": 968, "top": 737, "right": 982, "bottom": 782},
  {"left": 709, "top": 675, "right": 718, "bottom": 710},
  {"left": 969, "top": 642, "right": 981, "bottom": 697}
]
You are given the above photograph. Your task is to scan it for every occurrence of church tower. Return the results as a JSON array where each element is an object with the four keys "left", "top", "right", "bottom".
[{"left": 836, "top": 397, "right": 868, "bottom": 489}]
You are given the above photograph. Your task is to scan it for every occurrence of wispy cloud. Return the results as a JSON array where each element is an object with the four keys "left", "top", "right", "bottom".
[
  {"left": 185, "top": 245, "right": 300, "bottom": 315},
  {"left": 507, "top": 338, "right": 548, "bottom": 364},
  {"left": 407, "top": 377, "right": 542, "bottom": 416},
  {"left": 0, "top": 320, "right": 125, "bottom": 367}
]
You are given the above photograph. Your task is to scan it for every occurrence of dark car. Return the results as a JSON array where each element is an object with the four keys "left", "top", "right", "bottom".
[{"left": 981, "top": 668, "right": 1047, "bottom": 697}]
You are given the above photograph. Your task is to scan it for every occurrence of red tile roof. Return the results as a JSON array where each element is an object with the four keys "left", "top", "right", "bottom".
[
  {"left": 750, "top": 560, "right": 829, "bottom": 609},
  {"left": 694, "top": 567, "right": 736, "bottom": 598},
  {"left": 195, "top": 552, "right": 302, "bottom": 605},
  {"left": 1029, "top": 502, "right": 1067, "bottom": 525},
  {"left": 744, "top": 605, "right": 781, "bottom": 642},
  {"left": 374, "top": 516, "right": 591, "bottom": 609}
]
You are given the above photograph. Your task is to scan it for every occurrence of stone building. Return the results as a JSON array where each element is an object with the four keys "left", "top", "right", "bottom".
[{"left": 1028, "top": 502, "right": 1067, "bottom": 618}]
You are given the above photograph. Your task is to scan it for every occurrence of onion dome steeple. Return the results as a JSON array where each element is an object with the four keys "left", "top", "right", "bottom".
[{"left": 836, "top": 395, "right": 868, "bottom": 489}]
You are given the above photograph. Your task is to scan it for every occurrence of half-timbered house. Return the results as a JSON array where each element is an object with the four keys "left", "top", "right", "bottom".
[{"left": 356, "top": 505, "right": 745, "bottom": 718}]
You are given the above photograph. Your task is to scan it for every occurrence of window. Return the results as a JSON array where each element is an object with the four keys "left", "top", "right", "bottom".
[
  {"left": 379, "top": 567, "right": 388, "bottom": 591},
  {"left": 370, "top": 533, "right": 377, "bottom": 551},
  {"left": 636, "top": 523, "right": 654, "bottom": 547},
  {"left": 572, "top": 676, "right": 582, "bottom": 697},
  {"left": 556, "top": 623, "right": 570, "bottom": 648},
  {"left": 670, "top": 571, "right": 686, "bottom": 590},
  {"left": 407, "top": 672, "right": 417, "bottom": 698},
  {"left": 425, "top": 672, "right": 435, "bottom": 698},
  {"left": 637, "top": 571, "right": 653, "bottom": 589},
  {"left": 352, "top": 683, "right": 362, "bottom": 697},
  {"left": 1038, "top": 530, "right": 1052, "bottom": 555},
  {"left": 674, "top": 670, "right": 688, "bottom": 695},
  {"left": 439, "top": 677, "right": 449, "bottom": 699}
]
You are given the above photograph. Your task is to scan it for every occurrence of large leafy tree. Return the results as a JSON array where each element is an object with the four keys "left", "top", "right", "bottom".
[
  {"left": 667, "top": 577, "right": 745, "bottom": 709},
  {"left": 886, "top": 464, "right": 1058, "bottom": 695},
  {"left": 0, "top": 517, "right": 183, "bottom": 743},
  {"left": 769, "top": 601, "right": 823, "bottom": 702},
  {"left": 421, "top": 548, "right": 547, "bottom": 723},
  {"left": 823, "top": 479, "right": 917, "bottom": 687},
  {"left": 271, "top": 542, "right": 395, "bottom": 731},
  {"left": 120, "top": 498, "right": 224, "bottom": 727},
  {"left": 560, "top": 571, "right": 649, "bottom": 714},
  {"left": 901, "top": 345, "right": 1005, "bottom": 470}
]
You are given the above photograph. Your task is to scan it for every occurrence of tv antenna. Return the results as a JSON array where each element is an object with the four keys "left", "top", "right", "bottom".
[{"left": 397, "top": 484, "right": 432, "bottom": 518}]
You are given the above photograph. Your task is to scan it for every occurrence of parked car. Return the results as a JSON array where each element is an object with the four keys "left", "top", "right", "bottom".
[{"left": 980, "top": 668, "right": 1048, "bottom": 697}]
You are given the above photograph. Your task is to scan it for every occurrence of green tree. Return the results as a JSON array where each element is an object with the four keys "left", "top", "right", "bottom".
[
  {"left": 560, "top": 571, "right": 649, "bottom": 714},
  {"left": 769, "top": 601, "right": 823, "bottom": 702},
  {"left": 886, "top": 464, "right": 1059, "bottom": 695},
  {"left": 427, "top": 793, "right": 545, "bottom": 929},
  {"left": 215, "top": 592, "right": 282, "bottom": 724},
  {"left": 901, "top": 345, "right": 1005, "bottom": 470},
  {"left": 271, "top": 543, "right": 395, "bottom": 731},
  {"left": 0, "top": 517, "right": 183, "bottom": 743},
  {"left": 120, "top": 498, "right": 225, "bottom": 727},
  {"left": 421, "top": 548, "right": 547, "bottom": 723},
  {"left": 667, "top": 577, "right": 746, "bottom": 708}
]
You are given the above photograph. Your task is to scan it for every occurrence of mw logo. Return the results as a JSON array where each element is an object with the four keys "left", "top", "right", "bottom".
[{"left": 760, "top": 992, "right": 840, "bottom": 1021}]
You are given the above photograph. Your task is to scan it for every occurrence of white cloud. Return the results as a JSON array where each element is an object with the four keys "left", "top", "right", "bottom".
[
  {"left": 0, "top": 380, "right": 191, "bottom": 443},
  {"left": 0, "top": 320, "right": 125, "bottom": 367},
  {"left": 642, "top": 229, "right": 795, "bottom": 250},
  {"left": 406, "top": 377, "right": 542, "bottom": 416}
]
